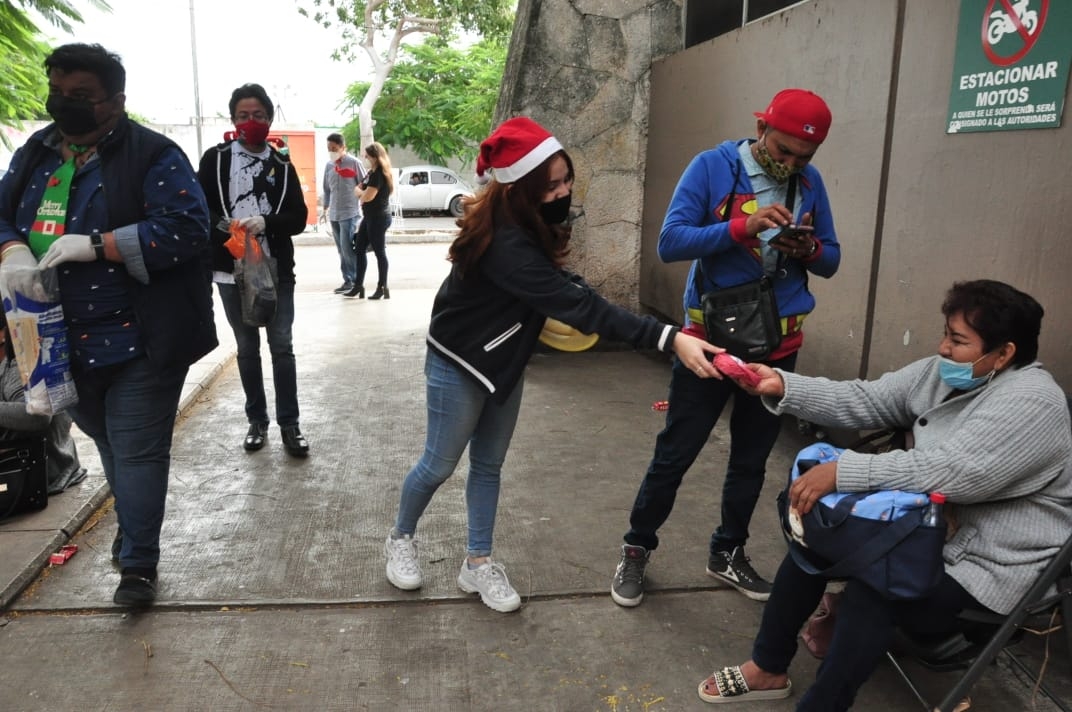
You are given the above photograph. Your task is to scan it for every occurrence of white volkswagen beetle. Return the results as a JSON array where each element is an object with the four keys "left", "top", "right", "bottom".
[{"left": 395, "top": 165, "right": 474, "bottom": 218}]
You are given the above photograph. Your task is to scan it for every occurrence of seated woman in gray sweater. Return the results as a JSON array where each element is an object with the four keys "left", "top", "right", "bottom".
[
  {"left": 697, "top": 279, "right": 1072, "bottom": 710},
  {"left": 0, "top": 313, "right": 85, "bottom": 495}
]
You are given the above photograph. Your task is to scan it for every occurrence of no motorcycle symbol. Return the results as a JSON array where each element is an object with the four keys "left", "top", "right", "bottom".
[{"left": 982, "top": 0, "right": 1048, "bottom": 65}]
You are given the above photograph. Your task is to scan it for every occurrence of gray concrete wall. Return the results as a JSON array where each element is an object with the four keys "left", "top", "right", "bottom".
[
  {"left": 497, "top": 0, "right": 685, "bottom": 310},
  {"left": 643, "top": 0, "right": 1072, "bottom": 390}
]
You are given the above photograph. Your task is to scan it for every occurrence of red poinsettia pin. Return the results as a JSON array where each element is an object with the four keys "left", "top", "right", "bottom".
[{"left": 48, "top": 176, "right": 62, "bottom": 187}]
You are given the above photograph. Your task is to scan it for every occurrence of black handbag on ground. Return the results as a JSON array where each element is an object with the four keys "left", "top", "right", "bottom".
[
  {"left": 694, "top": 164, "right": 796, "bottom": 361},
  {"left": 0, "top": 437, "right": 48, "bottom": 521}
]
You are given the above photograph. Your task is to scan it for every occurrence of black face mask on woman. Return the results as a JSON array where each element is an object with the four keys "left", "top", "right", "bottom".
[
  {"left": 539, "top": 194, "right": 572, "bottom": 225},
  {"left": 46, "top": 95, "right": 106, "bottom": 137}
]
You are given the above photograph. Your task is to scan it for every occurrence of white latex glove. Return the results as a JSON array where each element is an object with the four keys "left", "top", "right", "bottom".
[
  {"left": 38, "top": 234, "right": 95, "bottom": 270},
  {"left": 240, "top": 215, "right": 266, "bottom": 235},
  {"left": 0, "top": 243, "right": 42, "bottom": 299},
  {"left": 0, "top": 243, "right": 39, "bottom": 271}
]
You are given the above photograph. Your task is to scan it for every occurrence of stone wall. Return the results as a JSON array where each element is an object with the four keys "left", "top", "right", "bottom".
[{"left": 497, "top": 0, "right": 683, "bottom": 310}]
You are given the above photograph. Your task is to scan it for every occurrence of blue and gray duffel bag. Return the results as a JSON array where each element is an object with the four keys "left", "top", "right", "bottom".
[{"left": 777, "top": 442, "right": 946, "bottom": 600}]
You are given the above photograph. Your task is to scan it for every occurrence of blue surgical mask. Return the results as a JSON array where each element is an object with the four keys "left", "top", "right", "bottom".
[{"left": 938, "top": 353, "right": 994, "bottom": 391}]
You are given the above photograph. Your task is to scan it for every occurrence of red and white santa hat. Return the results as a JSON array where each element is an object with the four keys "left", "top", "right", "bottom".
[{"left": 475, "top": 117, "right": 563, "bottom": 185}]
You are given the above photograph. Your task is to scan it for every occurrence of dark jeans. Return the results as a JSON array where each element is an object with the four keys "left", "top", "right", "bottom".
[
  {"left": 625, "top": 351, "right": 797, "bottom": 554},
  {"left": 753, "top": 555, "right": 984, "bottom": 712},
  {"left": 354, "top": 211, "right": 392, "bottom": 287},
  {"left": 69, "top": 356, "right": 187, "bottom": 570},
  {"left": 217, "top": 281, "right": 299, "bottom": 427}
]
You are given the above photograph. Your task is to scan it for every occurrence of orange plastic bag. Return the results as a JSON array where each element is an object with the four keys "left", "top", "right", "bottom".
[{"left": 224, "top": 220, "right": 247, "bottom": 259}]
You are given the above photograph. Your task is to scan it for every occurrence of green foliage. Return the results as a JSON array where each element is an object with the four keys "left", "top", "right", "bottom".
[
  {"left": 0, "top": 0, "right": 112, "bottom": 136},
  {"left": 126, "top": 110, "right": 151, "bottom": 125},
  {"left": 301, "top": 0, "right": 514, "bottom": 58},
  {"left": 340, "top": 36, "right": 505, "bottom": 165}
]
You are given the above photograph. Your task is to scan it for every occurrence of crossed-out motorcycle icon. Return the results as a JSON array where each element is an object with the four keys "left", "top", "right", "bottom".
[{"left": 987, "top": 0, "right": 1039, "bottom": 45}]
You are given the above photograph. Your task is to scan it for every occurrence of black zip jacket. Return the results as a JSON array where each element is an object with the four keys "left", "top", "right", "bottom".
[{"left": 428, "top": 223, "right": 679, "bottom": 401}]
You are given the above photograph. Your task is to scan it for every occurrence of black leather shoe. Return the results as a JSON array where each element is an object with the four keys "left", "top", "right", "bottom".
[
  {"left": 333, "top": 282, "right": 353, "bottom": 294},
  {"left": 281, "top": 426, "right": 309, "bottom": 457},
  {"left": 244, "top": 423, "right": 269, "bottom": 451},
  {"left": 368, "top": 285, "right": 390, "bottom": 300},
  {"left": 114, "top": 567, "right": 157, "bottom": 607},
  {"left": 344, "top": 284, "right": 365, "bottom": 298}
]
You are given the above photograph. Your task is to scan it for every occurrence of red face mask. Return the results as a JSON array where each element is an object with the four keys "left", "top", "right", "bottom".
[{"left": 232, "top": 119, "right": 270, "bottom": 146}]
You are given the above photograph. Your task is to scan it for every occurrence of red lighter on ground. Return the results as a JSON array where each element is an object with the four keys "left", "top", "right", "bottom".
[{"left": 49, "top": 544, "right": 78, "bottom": 565}]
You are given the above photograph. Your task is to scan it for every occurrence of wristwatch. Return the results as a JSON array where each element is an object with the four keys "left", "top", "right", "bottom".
[
  {"left": 805, "top": 239, "right": 818, "bottom": 257},
  {"left": 90, "top": 231, "right": 105, "bottom": 261}
]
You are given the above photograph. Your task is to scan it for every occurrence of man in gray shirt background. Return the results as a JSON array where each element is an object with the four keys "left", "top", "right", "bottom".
[{"left": 322, "top": 133, "right": 365, "bottom": 294}]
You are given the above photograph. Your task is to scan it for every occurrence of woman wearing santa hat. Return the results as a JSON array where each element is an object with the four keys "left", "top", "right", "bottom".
[{"left": 383, "top": 116, "right": 725, "bottom": 612}]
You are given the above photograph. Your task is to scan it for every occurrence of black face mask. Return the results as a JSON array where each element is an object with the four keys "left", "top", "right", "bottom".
[
  {"left": 46, "top": 95, "right": 104, "bottom": 137},
  {"left": 539, "top": 194, "right": 572, "bottom": 225}
]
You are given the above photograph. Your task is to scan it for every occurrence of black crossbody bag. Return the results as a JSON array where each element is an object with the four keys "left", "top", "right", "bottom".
[{"left": 694, "top": 162, "right": 795, "bottom": 360}]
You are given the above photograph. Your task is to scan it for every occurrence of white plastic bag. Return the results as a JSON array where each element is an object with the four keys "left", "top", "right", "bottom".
[{"left": 0, "top": 264, "right": 78, "bottom": 415}]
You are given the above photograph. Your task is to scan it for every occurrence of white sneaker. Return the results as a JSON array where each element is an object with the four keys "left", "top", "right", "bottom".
[
  {"left": 457, "top": 558, "right": 521, "bottom": 613},
  {"left": 385, "top": 532, "right": 422, "bottom": 590}
]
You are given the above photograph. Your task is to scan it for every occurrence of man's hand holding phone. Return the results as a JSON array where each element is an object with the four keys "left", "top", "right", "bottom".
[{"left": 768, "top": 220, "right": 817, "bottom": 259}]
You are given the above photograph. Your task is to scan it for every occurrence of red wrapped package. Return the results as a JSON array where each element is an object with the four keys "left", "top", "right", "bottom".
[{"left": 714, "top": 352, "right": 762, "bottom": 388}]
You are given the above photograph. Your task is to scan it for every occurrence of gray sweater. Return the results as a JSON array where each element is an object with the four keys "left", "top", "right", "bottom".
[{"left": 766, "top": 356, "right": 1072, "bottom": 614}]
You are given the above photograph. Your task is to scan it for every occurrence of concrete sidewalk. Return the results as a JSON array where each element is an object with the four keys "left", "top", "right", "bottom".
[{"left": 0, "top": 243, "right": 1067, "bottom": 711}]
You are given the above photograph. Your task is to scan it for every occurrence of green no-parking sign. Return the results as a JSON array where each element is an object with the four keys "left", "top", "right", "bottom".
[{"left": 946, "top": 0, "right": 1072, "bottom": 133}]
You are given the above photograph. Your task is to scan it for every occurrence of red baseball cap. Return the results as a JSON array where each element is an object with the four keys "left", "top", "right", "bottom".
[{"left": 754, "top": 89, "right": 832, "bottom": 144}]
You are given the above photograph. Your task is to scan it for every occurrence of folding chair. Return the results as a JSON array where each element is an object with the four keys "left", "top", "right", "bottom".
[
  {"left": 887, "top": 395, "right": 1072, "bottom": 711},
  {"left": 886, "top": 531, "right": 1072, "bottom": 711},
  {"left": 389, "top": 193, "right": 405, "bottom": 228}
]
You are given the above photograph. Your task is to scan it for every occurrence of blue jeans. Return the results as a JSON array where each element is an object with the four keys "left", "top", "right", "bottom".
[
  {"left": 625, "top": 350, "right": 797, "bottom": 554},
  {"left": 69, "top": 356, "right": 187, "bottom": 570},
  {"left": 394, "top": 348, "right": 524, "bottom": 557},
  {"left": 217, "top": 281, "right": 300, "bottom": 427},
  {"left": 752, "top": 555, "right": 983, "bottom": 711},
  {"left": 330, "top": 215, "right": 359, "bottom": 284},
  {"left": 354, "top": 212, "right": 391, "bottom": 287}
]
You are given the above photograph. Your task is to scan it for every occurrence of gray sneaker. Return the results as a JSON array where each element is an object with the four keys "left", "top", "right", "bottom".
[
  {"left": 385, "top": 532, "right": 422, "bottom": 590},
  {"left": 706, "top": 546, "right": 772, "bottom": 601},
  {"left": 611, "top": 544, "right": 650, "bottom": 607}
]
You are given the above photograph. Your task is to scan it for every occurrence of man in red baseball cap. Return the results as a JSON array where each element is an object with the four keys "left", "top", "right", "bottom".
[{"left": 611, "top": 89, "right": 841, "bottom": 607}]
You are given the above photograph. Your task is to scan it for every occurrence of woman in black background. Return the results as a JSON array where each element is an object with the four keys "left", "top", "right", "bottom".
[{"left": 347, "top": 142, "right": 394, "bottom": 299}]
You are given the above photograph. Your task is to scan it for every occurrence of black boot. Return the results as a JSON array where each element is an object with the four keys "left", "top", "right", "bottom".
[
  {"left": 114, "top": 567, "right": 158, "bottom": 607},
  {"left": 344, "top": 284, "right": 365, "bottom": 298},
  {"left": 369, "top": 285, "right": 390, "bottom": 300},
  {"left": 243, "top": 422, "right": 268, "bottom": 451},
  {"left": 281, "top": 425, "right": 310, "bottom": 457}
]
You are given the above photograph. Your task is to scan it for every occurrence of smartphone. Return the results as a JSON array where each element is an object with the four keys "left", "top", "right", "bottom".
[{"left": 769, "top": 223, "right": 815, "bottom": 248}]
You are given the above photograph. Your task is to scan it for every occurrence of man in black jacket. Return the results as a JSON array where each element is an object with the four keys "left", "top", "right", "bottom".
[{"left": 197, "top": 83, "right": 309, "bottom": 457}]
